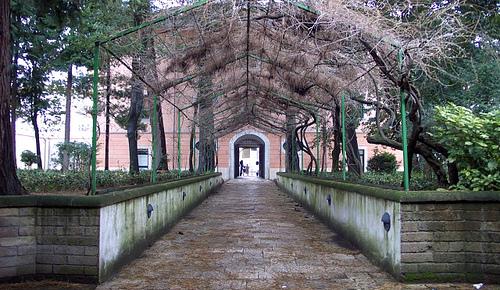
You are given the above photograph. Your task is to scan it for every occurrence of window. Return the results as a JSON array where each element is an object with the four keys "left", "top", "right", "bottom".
[
  {"left": 138, "top": 149, "right": 149, "bottom": 169},
  {"left": 359, "top": 149, "right": 365, "bottom": 173}
]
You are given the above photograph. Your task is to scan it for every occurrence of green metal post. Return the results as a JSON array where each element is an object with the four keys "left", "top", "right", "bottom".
[
  {"left": 316, "top": 113, "right": 320, "bottom": 176},
  {"left": 300, "top": 138, "right": 304, "bottom": 175},
  {"left": 291, "top": 132, "right": 296, "bottom": 172},
  {"left": 177, "top": 109, "right": 181, "bottom": 178},
  {"left": 341, "top": 93, "right": 347, "bottom": 181},
  {"left": 90, "top": 43, "right": 100, "bottom": 195},
  {"left": 193, "top": 131, "right": 196, "bottom": 172},
  {"left": 151, "top": 95, "right": 158, "bottom": 183},
  {"left": 398, "top": 49, "right": 410, "bottom": 191}
]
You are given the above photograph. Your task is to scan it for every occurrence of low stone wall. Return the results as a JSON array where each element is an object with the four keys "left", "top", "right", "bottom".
[
  {"left": 276, "top": 173, "right": 500, "bottom": 283},
  {"left": 0, "top": 173, "right": 223, "bottom": 283}
]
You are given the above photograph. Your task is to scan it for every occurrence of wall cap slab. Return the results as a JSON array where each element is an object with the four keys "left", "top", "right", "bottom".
[
  {"left": 0, "top": 173, "right": 222, "bottom": 208},
  {"left": 277, "top": 172, "right": 500, "bottom": 203}
]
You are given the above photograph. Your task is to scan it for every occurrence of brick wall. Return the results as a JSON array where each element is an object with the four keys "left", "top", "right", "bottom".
[
  {"left": 0, "top": 208, "right": 36, "bottom": 280},
  {"left": 400, "top": 203, "right": 500, "bottom": 282},
  {"left": 0, "top": 207, "right": 99, "bottom": 283}
]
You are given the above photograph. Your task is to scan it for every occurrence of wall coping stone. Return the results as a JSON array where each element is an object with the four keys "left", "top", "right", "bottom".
[
  {"left": 277, "top": 172, "right": 500, "bottom": 203},
  {"left": 0, "top": 173, "right": 222, "bottom": 208}
]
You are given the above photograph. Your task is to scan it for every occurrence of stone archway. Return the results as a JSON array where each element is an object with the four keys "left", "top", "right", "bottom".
[{"left": 229, "top": 131, "right": 270, "bottom": 180}]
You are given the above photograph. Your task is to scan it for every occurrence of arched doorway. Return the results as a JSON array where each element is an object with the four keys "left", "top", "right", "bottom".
[{"left": 229, "top": 131, "right": 270, "bottom": 179}]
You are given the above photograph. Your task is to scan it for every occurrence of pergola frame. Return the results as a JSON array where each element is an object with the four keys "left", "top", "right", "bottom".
[{"left": 85, "top": 0, "right": 442, "bottom": 194}]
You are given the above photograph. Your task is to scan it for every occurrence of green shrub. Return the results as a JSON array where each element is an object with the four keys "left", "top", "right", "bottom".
[
  {"left": 319, "top": 171, "right": 437, "bottom": 191},
  {"left": 434, "top": 104, "right": 500, "bottom": 191},
  {"left": 53, "top": 141, "right": 91, "bottom": 171},
  {"left": 20, "top": 150, "right": 38, "bottom": 168},
  {"left": 367, "top": 151, "right": 397, "bottom": 173},
  {"left": 18, "top": 169, "right": 197, "bottom": 193}
]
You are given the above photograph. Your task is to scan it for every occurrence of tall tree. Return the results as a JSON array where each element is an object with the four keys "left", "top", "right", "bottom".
[{"left": 0, "top": 0, "right": 25, "bottom": 195}]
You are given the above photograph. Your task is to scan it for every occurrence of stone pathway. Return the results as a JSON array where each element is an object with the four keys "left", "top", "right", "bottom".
[{"left": 96, "top": 177, "right": 475, "bottom": 290}]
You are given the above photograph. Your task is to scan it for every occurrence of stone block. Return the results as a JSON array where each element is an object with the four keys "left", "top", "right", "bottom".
[
  {"left": 36, "top": 254, "right": 66, "bottom": 265},
  {"left": 400, "top": 263, "right": 418, "bottom": 273},
  {"left": 0, "top": 217, "right": 19, "bottom": 227},
  {"left": 67, "top": 255, "right": 98, "bottom": 266},
  {"left": 37, "top": 208, "right": 54, "bottom": 216},
  {"left": 17, "top": 264, "right": 35, "bottom": 275},
  {"left": 433, "top": 252, "right": 465, "bottom": 263},
  {"left": 36, "top": 245, "right": 54, "bottom": 254},
  {"left": 401, "top": 242, "right": 432, "bottom": 253},
  {"left": 84, "top": 227, "right": 98, "bottom": 236},
  {"left": 54, "top": 245, "right": 85, "bottom": 255},
  {"left": 0, "top": 227, "right": 19, "bottom": 237},
  {"left": 84, "top": 266, "right": 98, "bottom": 276},
  {"left": 53, "top": 265, "right": 85, "bottom": 275},
  {"left": 0, "top": 246, "right": 17, "bottom": 257},
  {"left": 36, "top": 264, "right": 53, "bottom": 274},
  {"left": 37, "top": 235, "right": 98, "bottom": 246},
  {"left": 17, "top": 245, "right": 36, "bottom": 256},
  {"left": 483, "top": 263, "right": 500, "bottom": 274},
  {"left": 67, "top": 216, "right": 80, "bottom": 226},
  {"left": 465, "top": 253, "right": 500, "bottom": 264},
  {"left": 463, "top": 242, "right": 483, "bottom": 252},
  {"left": 1, "top": 255, "right": 35, "bottom": 267},
  {"left": 401, "top": 222, "right": 418, "bottom": 232},
  {"left": 0, "top": 236, "right": 35, "bottom": 247},
  {"left": 401, "top": 253, "right": 434, "bottom": 263},
  {"left": 433, "top": 231, "right": 464, "bottom": 242},
  {"left": 80, "top": 217, "right": 99, "bottom": 226},
  {"left": 401, "top": 232, "right": 433, "bottom": 242},
  {"left": 417, "top": 263, "right": 450, "bottom": 273},
  {"left": 0, "top": 266, "right": 16, "bottom": 277},
  {"left": 55, "top": 226, "right": 84, "bottom": 236},
  {"left": 18, "top": 226, "right": 35, "bottom": 236},
  {"left": 84, "top": 246, "right": 98, "bottom": 256},
  {"left": 19, "top": 208, "right": 35, "bottom": 216},
  {"left": 0, "top": 208, "right": 19, "bottom": 217}
]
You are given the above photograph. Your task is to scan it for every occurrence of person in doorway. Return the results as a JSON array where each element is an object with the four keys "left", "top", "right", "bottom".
[
  {"left": 246, "top": 164, "right": 250, "bottom": 176},
  {"left": 239, "top": 160, "right": 244, "bottom": 176}
]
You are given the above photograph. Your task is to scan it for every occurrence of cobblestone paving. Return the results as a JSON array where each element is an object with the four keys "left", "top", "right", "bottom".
[{"left": 96, "top": 178, "right": 487, "bottom": 290}]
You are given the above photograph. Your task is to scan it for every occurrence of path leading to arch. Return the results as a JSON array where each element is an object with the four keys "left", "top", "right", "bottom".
[{"left": 95, "top": 178, "right": 435, "bottom": 289}]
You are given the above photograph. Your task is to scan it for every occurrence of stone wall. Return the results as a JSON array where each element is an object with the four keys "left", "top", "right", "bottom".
[
  {"left": 35, "top": 208, "right": 100, "bottom": 282},
  {"left": 276, "top": 173, "right": 402, "bottom": 276},
  {"left": 400, "top": 203, "right": 500, "bottom": 282},
  {"left": 0, "top": 173, "right": 223, "bottom": 283},
  {"left": 276, "top": 172, "right": 500, "bottom": 283},
  {"left": 0, "top": 208, "right": 36, "bottom": 280}
]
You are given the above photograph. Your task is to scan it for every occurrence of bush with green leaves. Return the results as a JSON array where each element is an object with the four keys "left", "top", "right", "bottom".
[
  {"left": 20, "top": 150, "right": 38, "bottom": 168},
  {"left": 367, "top": 151, "right": 397, "bottom": 173},
  {"left": 434, "top": 104, "right": 500, "bottom": 191},
  {"left": 319, "top": 171, "right": 437, "bottom": 191},
  {"left": 53, "top": 141, "right": 92, "bottom": 171},
  {"left": 17, "top": 169, "right": 196, "bottom": 193}
]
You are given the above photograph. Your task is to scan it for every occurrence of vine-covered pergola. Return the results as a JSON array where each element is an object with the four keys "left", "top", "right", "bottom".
[{"left": 89, "top": 0, "right": 466, "bottom": 194}]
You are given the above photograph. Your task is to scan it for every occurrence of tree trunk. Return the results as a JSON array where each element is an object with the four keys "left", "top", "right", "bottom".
[
  {"left": 188, "top": 104, "right": 198, "bottom": 172},
  {"left": 157, "top": 99, "right": 168, "bottom": 170},
  {"left": 321, "top": 121, "right": 327, "bottom": 172},
  {"left": 197, "top": 74, "right": 215, "bottom": 173},
  {"left": 104, "top": 61, "right": 111, "bottom": 170},
  {"left": 32, "top": 111, "right": 42, "bottom": 170},
  {"left": 0, "top": 0, "right": 25, "bottom": 195},
  {"left": 10, "top": 38, "right": 19, "bottom": 168},
  {"left": 127, "top": 57, "right": 143, "bottom": 174},
  {"left": 62, "top": 63, "right": 72, "bottom": 172},
  {"left": 285, "top": 107, "right": 299, "bottom": 172},
  {"left": 331, "top": 104, "right": 341, "bottom": 172},
  {"left": 346, "top": 124, "right": 362, "bottom": 176}
]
